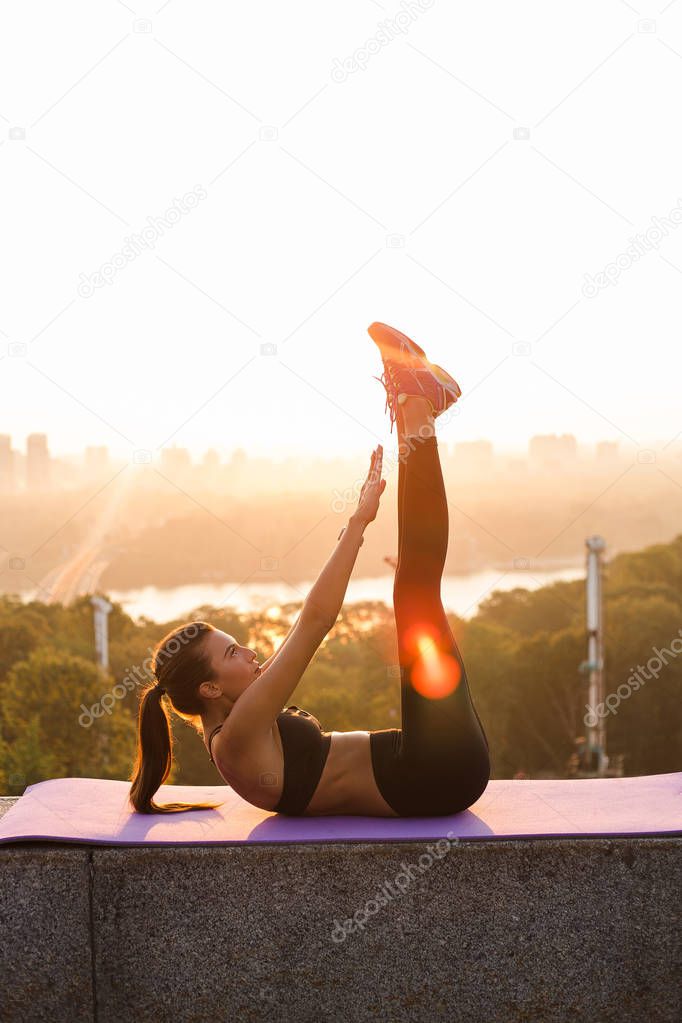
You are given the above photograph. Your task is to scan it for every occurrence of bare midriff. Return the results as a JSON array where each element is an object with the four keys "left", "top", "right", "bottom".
[
  {"left": 207, "top": 726, "right": 400, "bottom": 817},
  {"left": 303, "top": 730, "right": 400, "bottom": 817}
]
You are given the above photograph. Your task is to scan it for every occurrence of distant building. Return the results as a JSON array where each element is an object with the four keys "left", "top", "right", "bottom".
[
  {"left": 230, "top": 448, "right": 247, "bottom": 467},
  {"left": 26, "top": 433, "right": 51, "bottom": 491},
  {"left": 0, "top": 434, "right": 16, "bottom": 493},
  {"left": 502, "top": 455, "right": 528, "bottom": 477},
  {"left": 85, "top": 445, "right": 110, "bottom": 476},
  {"left": 529, "top": 434, "right": 577, "bottom": 472},
  {"left": 226, "top": 448, "right": 248, "bottom": 487},
  {"left": 595, "top": 441, "right": 619, "bottom": 466},
  {"left": 200, "top": 447, "right": 222, "bottom": 486},
  {"left": 453, "top": 440, "right": 494, "bottom": 474},
  {"left": 203, "top": 448, "right": 221, "bottom": 470},
  {"left": 160, "top": 445, "right": 192, "bottom": 474}
]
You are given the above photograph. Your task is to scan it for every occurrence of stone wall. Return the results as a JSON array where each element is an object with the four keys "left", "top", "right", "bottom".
[{"left": 1, "top": 799, "right": 680, "bottom": 1022}]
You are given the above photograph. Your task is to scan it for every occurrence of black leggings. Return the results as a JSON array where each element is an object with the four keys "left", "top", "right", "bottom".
[{"left": 369, "top": 433, "right": 491, "bottom": 816}]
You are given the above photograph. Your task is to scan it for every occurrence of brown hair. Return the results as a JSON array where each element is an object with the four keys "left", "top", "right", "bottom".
[{"left": 128, "top": 620, "right": 225, "bottom": 814}]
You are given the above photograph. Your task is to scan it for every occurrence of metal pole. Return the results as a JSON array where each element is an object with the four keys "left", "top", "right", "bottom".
[
  {"left": 91, "top": 595, "right": 113, "bottom": 670},
  {"left": 585, "top": 536, "right": 607, "bottom": 775}
]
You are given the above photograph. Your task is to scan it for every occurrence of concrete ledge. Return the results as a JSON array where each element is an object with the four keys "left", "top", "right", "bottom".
[
  {"left": 1, "top": 797, "right": 680, "bottom": 1022},
  {"left": 0, "top": 845, "right": 93, "bottom": 1022},
  {"left": 91, "top": 841, "right": 680, "bottom": 1023}
]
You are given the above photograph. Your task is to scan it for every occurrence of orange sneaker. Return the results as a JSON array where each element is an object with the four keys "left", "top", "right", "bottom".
[
  {"left": 368, "top": 322, "right": 462, "bottom": 433},
  {"left": 375, "top": 360, "right": 461, "bottom": 433},
  {"left": 367, "top": 321, "right": 430, "bottom": 370}
]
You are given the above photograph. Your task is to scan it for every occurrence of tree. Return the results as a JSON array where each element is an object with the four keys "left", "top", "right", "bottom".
[{"left": 0, "top": 646, "right": 134, "bottom": 790}]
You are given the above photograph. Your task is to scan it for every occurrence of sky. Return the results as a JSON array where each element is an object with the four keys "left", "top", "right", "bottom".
[{"left": 2, "top": 0, "right": 682, "bottom": 461}]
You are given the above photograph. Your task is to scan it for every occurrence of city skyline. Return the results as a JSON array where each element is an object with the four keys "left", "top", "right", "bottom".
[
  {"left": 3, "top": 343, "right": 682, "bottom": 461},
  {"left": 2, "top": 427, "right": 679, "bottom": 496}
]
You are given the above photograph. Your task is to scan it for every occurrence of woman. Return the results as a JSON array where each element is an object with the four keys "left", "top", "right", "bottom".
[{"left": 128, "top": 321, "right": 491, "bottom": 817}]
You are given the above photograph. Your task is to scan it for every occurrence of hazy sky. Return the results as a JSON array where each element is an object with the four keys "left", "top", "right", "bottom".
[{"left": 2, "top": 1, "right": 682, "bottom": 461}]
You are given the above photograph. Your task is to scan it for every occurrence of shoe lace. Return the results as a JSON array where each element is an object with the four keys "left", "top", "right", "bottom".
[{"left": 372, "top": 367, "right": 399, "bottom": 434}]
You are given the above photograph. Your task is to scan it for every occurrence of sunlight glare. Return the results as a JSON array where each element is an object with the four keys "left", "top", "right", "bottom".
[{"left": 406, "top": 624, "right": 462, "bottom": 699}]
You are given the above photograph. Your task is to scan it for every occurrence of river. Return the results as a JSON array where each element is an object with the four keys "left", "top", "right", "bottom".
[{"left": 107, "top": 564, "right": 585, "bottom": 623}]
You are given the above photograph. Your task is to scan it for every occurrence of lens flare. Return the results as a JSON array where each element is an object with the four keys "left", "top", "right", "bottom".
[{"left": 405, "top": 624, "right": 461, "bottom": 699}]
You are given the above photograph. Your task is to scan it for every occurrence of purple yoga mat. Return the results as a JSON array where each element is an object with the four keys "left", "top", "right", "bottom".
[{"left": 0, "top": 773, "right": 680, "bottom": 845}]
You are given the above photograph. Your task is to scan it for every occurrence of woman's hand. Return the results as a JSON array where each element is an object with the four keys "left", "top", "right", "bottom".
[{"left": 355, "top": 445, "right": 386, "bottom": 527}]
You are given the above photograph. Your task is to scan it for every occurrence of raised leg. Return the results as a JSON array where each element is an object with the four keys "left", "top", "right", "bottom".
[
  {"left": 395, "top": 395, "right": 436, "bottom": 560},
  {"left": 389, "top": 409, "right": 491, "bottom": 812}
]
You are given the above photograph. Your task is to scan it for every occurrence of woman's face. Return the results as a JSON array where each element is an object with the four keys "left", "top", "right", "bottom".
[{"left": 203, "top": 629, "right": 261, "bottom": 699}]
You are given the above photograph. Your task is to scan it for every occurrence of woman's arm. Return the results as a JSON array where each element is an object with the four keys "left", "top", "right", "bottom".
[
  {"left": 222, "top": 448, "right": 386, "bottom": 741},
  {"left": 256, "top": 513, "right": 365, "bottom": 674},
  {"left": 301, "top": 444, "right": 385, "bottom": 626},
  {"left": 258, "top": 445, "right": 385, "bottom": 665},
  {"left": 258, "top": 604, "right": 317, "bottom": 672},
  {"left": 300, "top": 513, "right": 366, "bottom": 627},
  {"left": 225, "top": 516, "right": 367, "bottom": 738},
  {"left": 221, "top": 614, "right": 332, "bottom": 745}
]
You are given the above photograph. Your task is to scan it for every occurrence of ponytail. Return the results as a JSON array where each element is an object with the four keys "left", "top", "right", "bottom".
[{"left": 128, "top": 621, "right": 224, "bottom": 814}]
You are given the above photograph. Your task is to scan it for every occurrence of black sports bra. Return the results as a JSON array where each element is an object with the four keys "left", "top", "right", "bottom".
[{"left": 207, "top": 705, "right": 332, "bottom": 815}]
